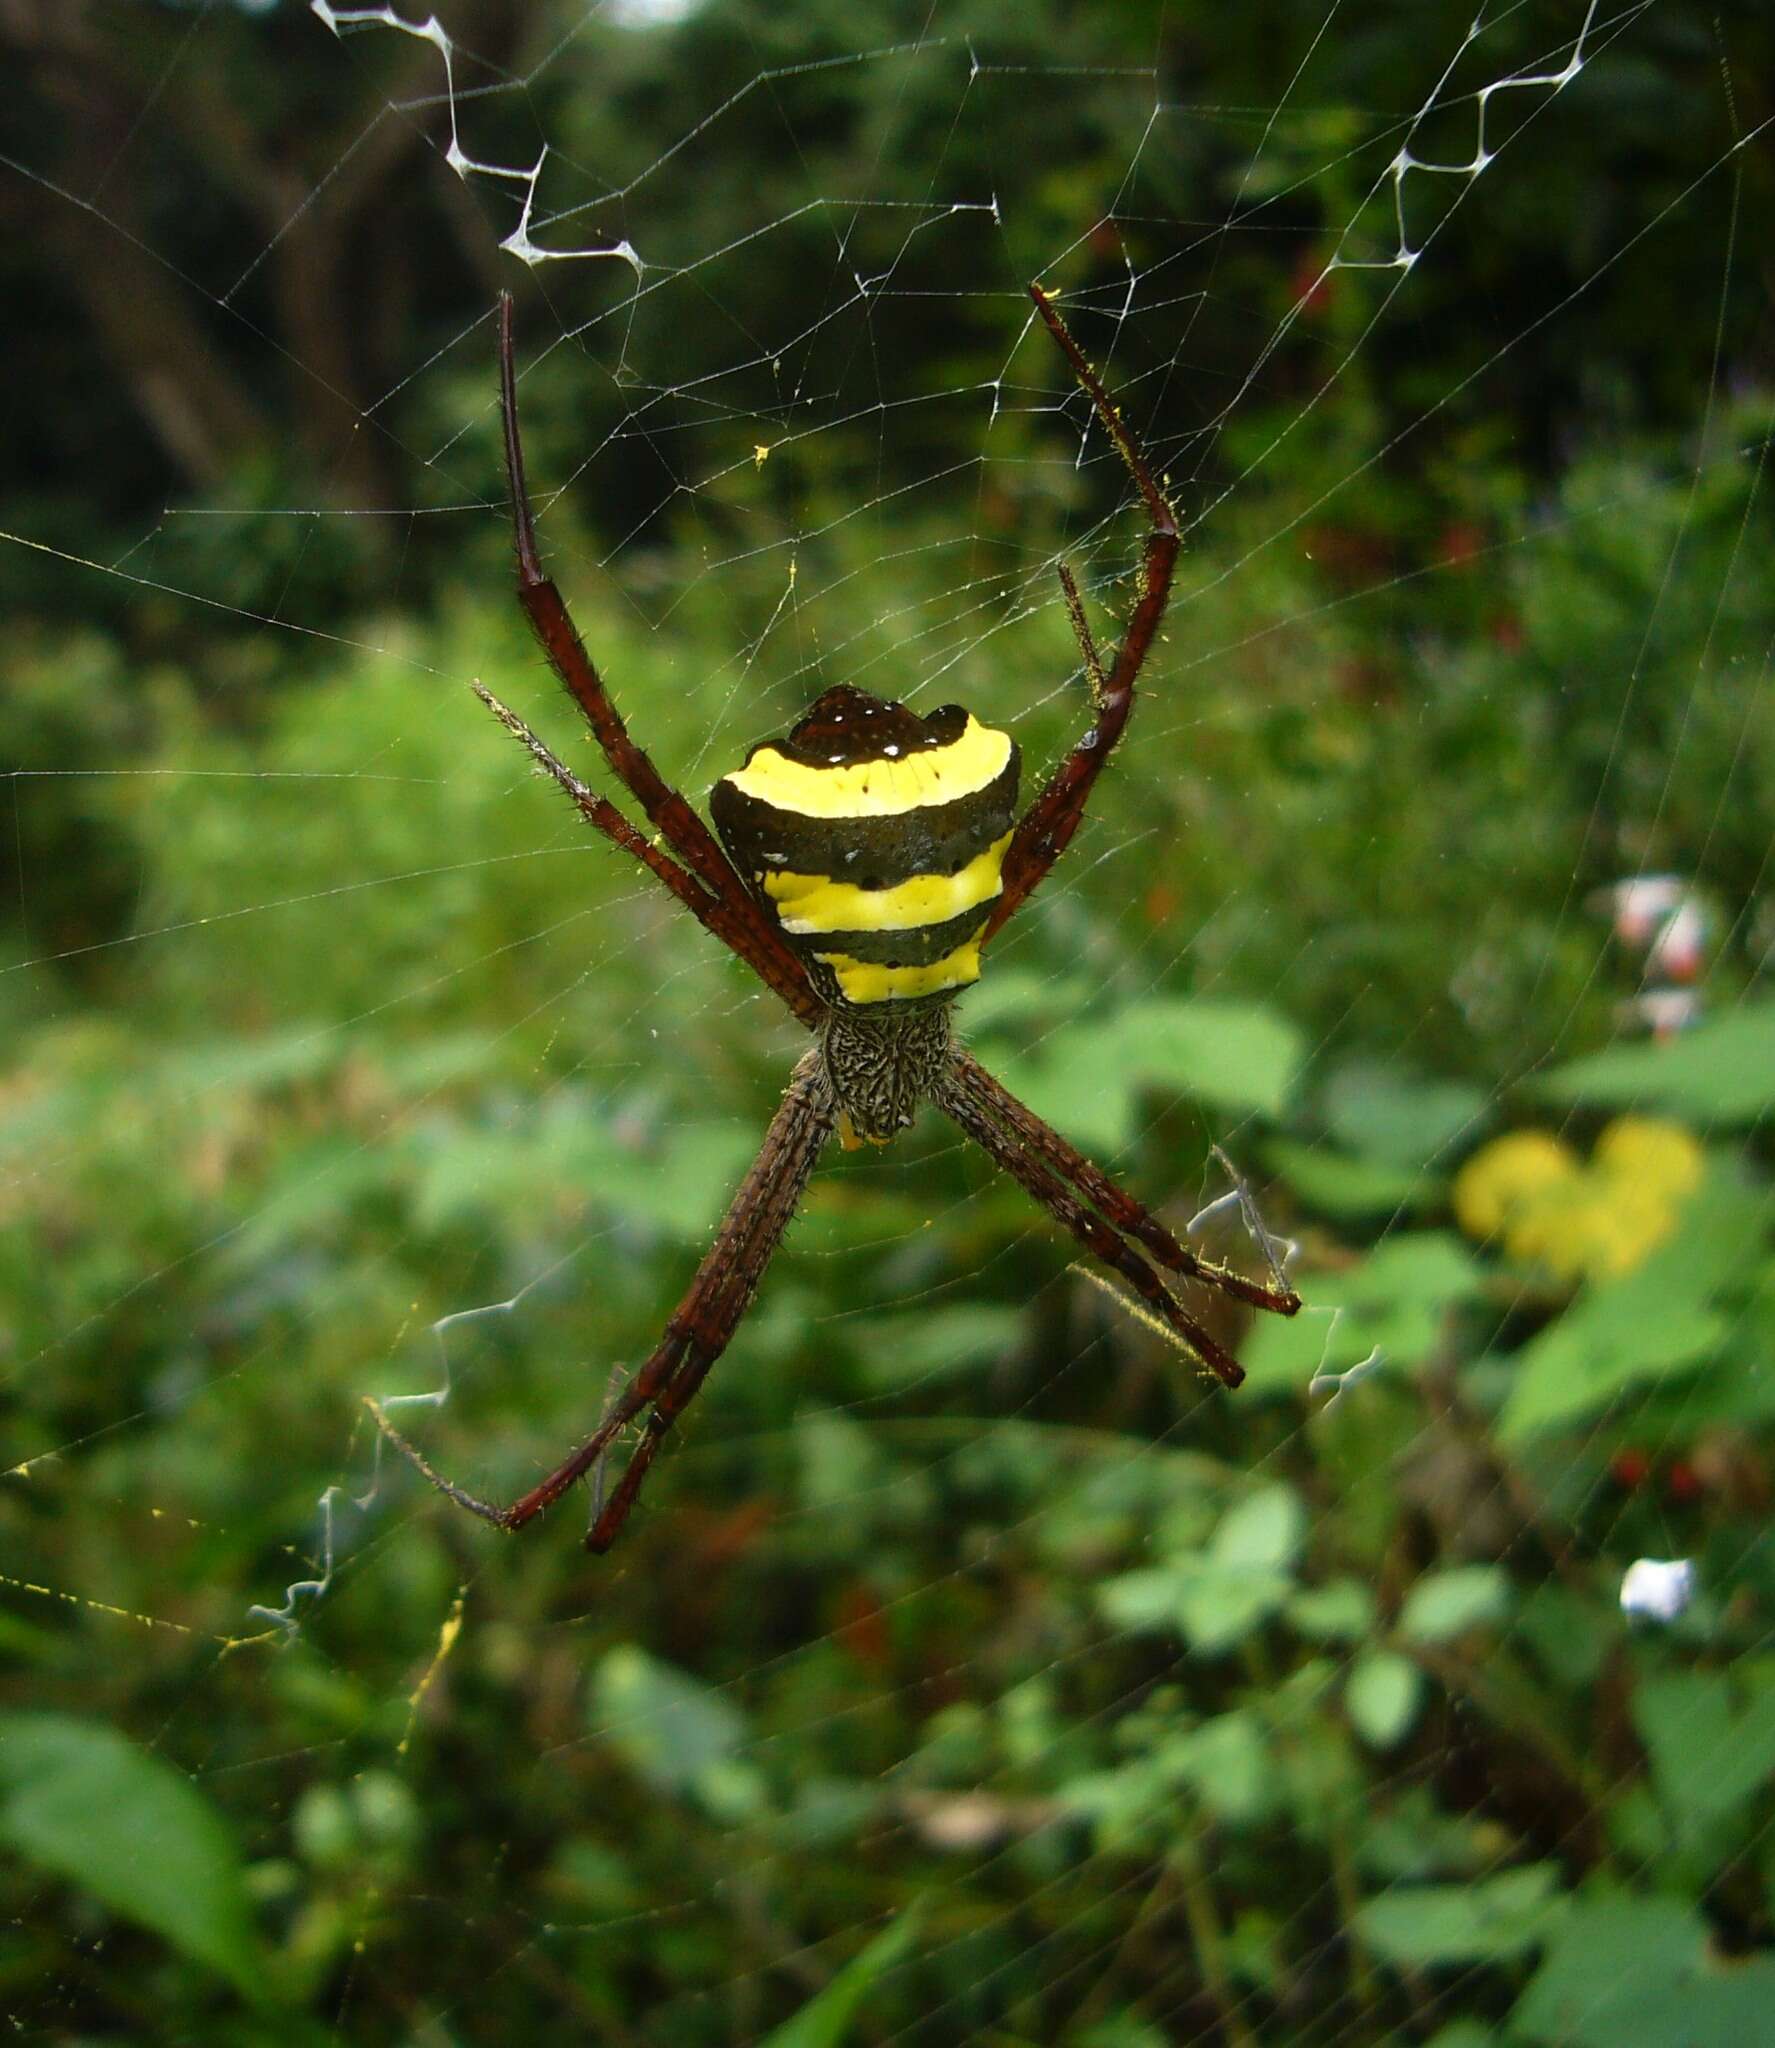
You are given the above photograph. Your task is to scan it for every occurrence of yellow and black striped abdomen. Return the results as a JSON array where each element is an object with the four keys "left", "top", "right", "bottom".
[{"left": 710, "top": 686, "right": 1020, "bottom": 1007}]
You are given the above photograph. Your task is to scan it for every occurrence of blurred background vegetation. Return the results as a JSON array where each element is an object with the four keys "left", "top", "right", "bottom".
[{"left": 3, "top": 0, "right": 1774, "bottom": 2041}]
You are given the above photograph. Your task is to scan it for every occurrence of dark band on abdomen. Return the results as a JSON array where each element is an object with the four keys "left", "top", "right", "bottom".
[{"left": 709, "top": 686, "right": 1021, "bottom": 1007}]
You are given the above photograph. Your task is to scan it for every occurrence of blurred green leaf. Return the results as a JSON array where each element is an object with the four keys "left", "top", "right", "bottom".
[
  {"left": 1288, "top": 1578, "right": 1378, "bottom": 1643},
  {"left": 1170, "top": 1711, "right": 1273, "bottom": 1825},
  {"left": 1182, "top": 1567, "right": 1297, "bottom": 1655},
  {"left": 1241, "top": 1233, "right": 1484, "bottom": 1393},
  {"left": 590, "top": 1648, "right": 763, "bottom": 1819},
  {"left": 1323, "top": 1063, "right": 1489, "bottom": 1168},
  {"left": 1212, "top": 1485, "right": 1306, "bottom": 1572},
  {"left": 1632, "top": 1672, "right": 1775, "bottom": 1838},
  {"left": 758, "top": 1904, "right": 923, "bottom": 2048},
  {"left": 1346, "top": 1651, "right": 1425, "bottom": 1748},
  {"left": 854, "top": 1304, "right": 1023, "bottom": 1388},
  {"left": 1357, "top": 1863, "right": 1563, "bottom": 1967},
  {"left": 1535, "top": 1002, "right": 1775, "bottom": 1123},
  {"left": 0, "top": 1714, "right": 272, "bottom": 2004},
  {"left": 1266, "top": 1136, "right": 1438, "bottom": 1219},
  {"left": 1398, "top": 1566, "right": 1511, "bottom": 1644},
  {"left": 977, "top": 996, "right": 1302, "bottom": 1150},
  {"left": 1512, "top": 1897, "right": 1775, "bottom": 2047},
  {"left": 1109, "top": 999, "right": 1304, "bottom": 1119},
  {"left": 1497, "top": 1170, "right": 1764, "bottom": 1441}
]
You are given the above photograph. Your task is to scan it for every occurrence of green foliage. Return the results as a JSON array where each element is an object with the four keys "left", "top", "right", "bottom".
[
  {"left": 1513, "top": 1898, "right": 1775, "bottom": 2048},
  {"left": 1537, "top": 1002, "right": 1775, "bottom": 1125},
  {"left": 4, "top": 445, "right": 1772, "bottom": 2038},
  {"left": 0, "top": 1715, "right": 274, "bottom": 2007},
  {"left": 4, "top": 6, "right": 1774, "bottom": 2039}
]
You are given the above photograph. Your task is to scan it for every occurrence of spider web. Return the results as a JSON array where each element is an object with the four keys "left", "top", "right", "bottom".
[{"left": 3, "top": 0, "right": 1772, "bottom": 2040}]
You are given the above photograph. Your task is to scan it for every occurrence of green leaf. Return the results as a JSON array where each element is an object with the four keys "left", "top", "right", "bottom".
[
  {"left": 758, "top": 1905, "right": 923, "bottom": 2048},
  {"left": 0, "top": 1714, "right": 271, "bottom": 2004},
  {"left": 1398, "top": 1566, "right": 1511, "bottom": 1643},
  {"left": 974, "top": 996, "right": 1303, "bottom": 1151},
  {"left": 1108, "top": 998, "right": 1304, "bottom": 1118},
  {"left": 590, "top": 1647, "right": 763, "bottom": 1818},
  {"left": 1356, "top": 1864, "right": 1563, "bottom": 1967},
  {"left": 1098, "top": 1555, "right": 1295, "bottom": 1655},
  {"left": 854, "top": 1304, "right": 1023, "bottom": 1388},
  {"left": 1265, "top": 1136, "right": 1438, "bottom": 1219},
  {"left": 1323, "top": 1063, "right": 1489, "bottom": 1168},
  {"left": 1346, "top": 1651, "right": 1425, "bottom": 1748},
  {"left": 1632, "top": 1672, "right": 1775, "bottom": 1837},
  {"left": 1168, "top": 1711, "right": 1273, "bottom": 1825},
  {"left": 1097, "top": 1567, "right": 1191, "bottom": 1636},
  {"left": 1497, "top": 1169, "right": 1763, "bottom": 1441},
  {"left": 1240, "top": 1232, "right": 1484, "bottom": 1393},
  {"left": 1512, "top": 1896, "right": 1775, "bottom": 2047},
  {"left": 1288, "top": 1578, "right": 1378, "bottom": 1643},
  {"left": 1534, "top": 1001, "right": 1775, "bottom": 1123},
  {"left": 1178, "top": 1567, "right": 1295, "bottom": 1654},
  {"left": 1211, "top": 1485, "right": 1306, "bottom": 1572}
]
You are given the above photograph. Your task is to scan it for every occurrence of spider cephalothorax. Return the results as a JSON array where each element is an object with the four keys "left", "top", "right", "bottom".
[{"left": 368, "top": 285, "right": 1301, "bottom": 1552}]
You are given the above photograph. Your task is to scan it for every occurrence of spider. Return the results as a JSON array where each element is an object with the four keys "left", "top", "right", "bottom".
[{"left": 368, "top": 284, "right": 1301, "bottom": 1552}]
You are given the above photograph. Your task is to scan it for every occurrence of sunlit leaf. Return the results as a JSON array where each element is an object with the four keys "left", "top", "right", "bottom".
[
  {"left": 1346, "top": 1651, "right": 1424, "bottom": 1748},
  {"left": 1212, "top": 1485, "right": 1305, "bottom": 1572}
]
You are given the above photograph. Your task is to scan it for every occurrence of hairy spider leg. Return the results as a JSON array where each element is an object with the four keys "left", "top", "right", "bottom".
[
  {"left": 933, "top": 1063, "right": 1248, "bottom": 1389},
  {"left": 582, "top": 1057, "right": 836, "bottom": 1549},
  {"left": 368, "top": 1053, "right": 837, "bottom": 1544},
  {"left": 945, "top": 1050, "right": 1301, "bottom": 1317},
  {"left": 496, "top": 294, "right": 822, "bottom": 1028},
  {"left": 473, "top": 684, "right": 821, "bottom": 1028},
  {"left": 981, "top": 284, "right": 1181, "bottom": 945}
]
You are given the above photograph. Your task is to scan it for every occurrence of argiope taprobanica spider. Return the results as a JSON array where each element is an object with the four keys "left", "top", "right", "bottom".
[{"left": 368, "top": 284, "right": 1301, "bottom": 1552}]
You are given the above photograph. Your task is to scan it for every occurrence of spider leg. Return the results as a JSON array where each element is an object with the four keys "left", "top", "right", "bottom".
[
  {"left": 981, "top": 284, "right": 1180, "bottom": 946},
  {"left": 368, "top": 1052, "right": 837, "bottom": 1548},
  {"left": 946, "top": 1050, "right": 1300, "bottom": 1316},
  {"left": 496, "top": 294, "right": 821, "bottom": 1027},
  {"left": 933, "top": 1060, "right": 1253, "bottom": 1390},
  {"left": 474, "top": 684, "right": 822, "bottom": 1027}
]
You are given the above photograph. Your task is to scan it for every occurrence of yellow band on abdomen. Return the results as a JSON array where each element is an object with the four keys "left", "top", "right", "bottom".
[
  {"left": 764, "top": 832, "right": 1011, "bottom": 936},
  {"left": 722, "top": 716, "right": 1012, "bottom": 820},
  {"left": 815, "top": 937, "right": 985, "bottom": 1005}
]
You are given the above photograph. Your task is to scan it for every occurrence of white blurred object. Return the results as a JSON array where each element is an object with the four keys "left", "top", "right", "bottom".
[
  {"left": 1598, "top": 875, "right": 1688, "bottom": 949},
  {"left": 1646, "top": 897, "right": 1711, "bottom": 983},
  {"left": 1619, "top": 1556, "right": 1696, "bottom": 1624},
  {"left": 1616, "top": 988, "right": 1703, "bottom": 1038}
]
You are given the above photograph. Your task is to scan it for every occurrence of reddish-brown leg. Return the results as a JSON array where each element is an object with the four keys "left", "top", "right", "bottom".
[
  {"left": 946, "top": 1050, "right": 1300, "bottom": 1317},
  {"left": 473, "top": 684, "right": 820, "bottom": 1028},
  {"left": 981, "top": 284, "right": 1181, "bottom": 945},
  {"left": 933, "top": 1064, "right": 1249, "bottom": 1389},
  {"left": 497, "top": 294, "right": 822, "bottom": 1028},
  {"left": 367, "top": 1053, "right": 837, "bottom": 1546}
]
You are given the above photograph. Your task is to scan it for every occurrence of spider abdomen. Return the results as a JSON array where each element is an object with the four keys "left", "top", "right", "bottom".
[{"left": 710, "top": 685, "right": 1020, "bottom": 1009}]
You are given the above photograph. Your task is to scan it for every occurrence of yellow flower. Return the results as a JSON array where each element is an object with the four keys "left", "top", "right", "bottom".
[
  {"left": 1453, "top": 1130, "right": 1579, "bottom": 1241},
  {"left": 1453, "top": 1116, "right": 1702, "bottom": 1284},
  {"left": 1592, "top": 1116, "right": 1704, "bottom": 1203}
]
